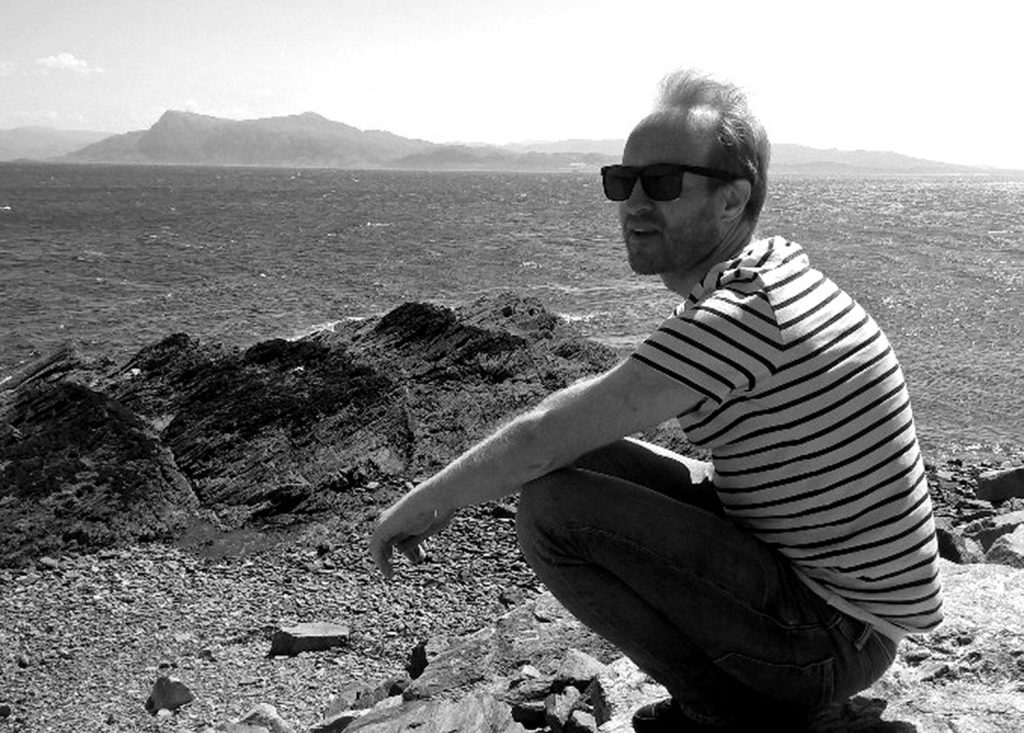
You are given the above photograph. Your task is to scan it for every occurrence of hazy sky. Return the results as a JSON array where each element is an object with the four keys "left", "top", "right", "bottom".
[{"left": 2, "top": 0, "right": 1022, "bottom": 168}]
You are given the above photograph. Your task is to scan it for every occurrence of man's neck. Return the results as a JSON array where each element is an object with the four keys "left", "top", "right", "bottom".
[{"left": 661, "top": 222, "right": 754, "bottom": 298}]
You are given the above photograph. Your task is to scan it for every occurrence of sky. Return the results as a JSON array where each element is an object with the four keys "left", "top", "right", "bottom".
[{"left": 2, "top": 0, "right": 1023, "bottom": 168}]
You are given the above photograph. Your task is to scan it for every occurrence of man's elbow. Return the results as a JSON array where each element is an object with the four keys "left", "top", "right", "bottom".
[{"left": 506, "top": 408, "right": 572, "bottom": 479}]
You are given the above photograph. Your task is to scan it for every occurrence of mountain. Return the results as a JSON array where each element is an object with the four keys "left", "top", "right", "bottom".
[
  {"left": 62, "top": 110, "right": 438, "bottom": 167},
  {"left": 10, "top": 111, "right": 998, "bottom": 173},
  {"left": 769, "top": 143, "right": 983, "bottom": 174},
  {"left": 504, "top": 139, "right": 987, "bottom": 174},
  {"left": 0, "top": 126, "right": 113, "bottom": 161},
  {"left": 57, "top": 111, "right": 606, "bottom": 170}
]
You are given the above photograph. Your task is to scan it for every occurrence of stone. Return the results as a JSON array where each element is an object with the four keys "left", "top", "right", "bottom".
[
  {"left": 268, "top": 621, "right": 350, "bottom": 657},
  {"left": 0, "top": 703, "right": 11, "bottom": 718},
  {"left": 934, "top": 517, "right": 985, "bottom": 563},
  {"left": 233, "top": 703, "right": 295, "bottom": 733},
  {"left": 309, "top": 709, "right": 367, "bottom": 733},
  {"left": 567, "top": 709, "right": 599, "bottom": 733},
  {"left": 975, "top": 465, "right": 1024, "bottom": 503},
  {"left": 345, "top": 692, "right": 527, "bottom": 733},
  {"left": 144, "top": 674, "right": 195, "bottom": 714},
  {"left": 545, "top": 686, "right": 583, "bottom": 732},
  {"left": 403, "top": 592, "right": 617, "bottom": 702},
  {"left": 326, "top": 681, "right": 377, "bottom": 716},
  {"left": 589, "top": 657, "right": 667, "bottom": 731},
  {"left": 962, "top": 510, "right": 1024, "bottom": 551},
  {"left": 555, "top": 648, "right": 607, "bottom": 692},
  {"left": 985, "top": 524, "right": 1024, "bottom": 568}
]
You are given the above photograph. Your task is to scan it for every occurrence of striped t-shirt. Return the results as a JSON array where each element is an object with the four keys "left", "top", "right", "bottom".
[{"left": 631, "top": 236, "right": 942, "bottom": 640}]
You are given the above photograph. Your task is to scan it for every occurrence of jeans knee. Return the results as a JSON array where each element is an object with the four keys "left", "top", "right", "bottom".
[{"left": 515, "top": 470, "right": 575, "bottom": 559}]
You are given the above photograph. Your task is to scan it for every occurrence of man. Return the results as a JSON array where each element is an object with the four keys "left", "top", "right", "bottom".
[{"left": 370, "top": 69, "right": 942, "bottom": 731}]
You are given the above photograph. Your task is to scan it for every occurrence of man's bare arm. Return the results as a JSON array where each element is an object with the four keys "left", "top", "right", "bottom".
[{"left": 368, "top": 356, "right": 702, "bottom": 578}]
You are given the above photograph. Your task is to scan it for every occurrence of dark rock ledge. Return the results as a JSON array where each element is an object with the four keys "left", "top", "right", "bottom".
[{"left": 2, "top": 292, "right": 1023, "bottom": 731}]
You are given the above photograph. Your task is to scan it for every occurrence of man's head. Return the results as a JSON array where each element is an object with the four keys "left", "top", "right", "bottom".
[{"left": 608, "top": 70, "right": 770, "bottom": 293}]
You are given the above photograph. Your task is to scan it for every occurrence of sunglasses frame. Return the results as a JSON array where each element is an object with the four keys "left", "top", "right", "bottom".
[{"left": 600, "top": 163, "right": 746, "bottom": 202}]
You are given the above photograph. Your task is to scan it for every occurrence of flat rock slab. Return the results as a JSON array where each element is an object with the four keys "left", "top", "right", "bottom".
[{"left": 268, "top": 622, "right": 350, "bottom": 657}]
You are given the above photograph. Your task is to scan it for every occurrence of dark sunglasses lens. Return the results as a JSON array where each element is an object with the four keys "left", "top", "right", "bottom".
[
  {"left": 602, "top": 168, "right": 636, "bottom": 201},
  {"left": 641, "top": 170, "right": 684, "bottom": 201}
]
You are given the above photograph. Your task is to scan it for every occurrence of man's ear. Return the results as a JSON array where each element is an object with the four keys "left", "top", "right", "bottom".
[{"left": 718, "top": 179, "right": 751, "bottom": 223}]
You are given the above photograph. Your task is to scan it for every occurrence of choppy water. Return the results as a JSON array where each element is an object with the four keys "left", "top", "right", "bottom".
[{"left": 1, "top": 163, "right": 1021, "bottom": 460}]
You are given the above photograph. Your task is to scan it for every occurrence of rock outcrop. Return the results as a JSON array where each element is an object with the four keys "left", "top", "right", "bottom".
[{"left": 0, "top": 294, "right": 616, "bottom": 566}]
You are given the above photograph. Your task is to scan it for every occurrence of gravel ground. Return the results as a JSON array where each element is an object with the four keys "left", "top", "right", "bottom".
[{"left": 0, "top": 488, "right": 540, "bottom": 732}]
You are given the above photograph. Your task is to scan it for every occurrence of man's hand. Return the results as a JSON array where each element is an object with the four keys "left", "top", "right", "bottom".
[{"left": 369, "top": 490, "right": 455, "bottom": 580}]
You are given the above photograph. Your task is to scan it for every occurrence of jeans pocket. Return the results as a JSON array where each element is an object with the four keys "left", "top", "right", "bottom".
[
  {"left": 715, "top": 651, "right": 835, "bottom": 707},
  {"left": 831, "top": 614, "right": 899, "bottom": 697}
]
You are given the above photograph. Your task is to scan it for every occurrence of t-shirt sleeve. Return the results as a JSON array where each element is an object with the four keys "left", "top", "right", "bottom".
[{"left": 630, "top": 289, "right": 780, "bottom": 410}]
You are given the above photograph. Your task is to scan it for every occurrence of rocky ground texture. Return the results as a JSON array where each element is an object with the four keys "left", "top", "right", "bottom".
[{"left": 2, "top": 293, "right": 1023, "bottom": 732}]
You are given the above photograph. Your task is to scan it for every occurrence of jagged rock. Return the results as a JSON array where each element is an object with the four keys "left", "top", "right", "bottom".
[
  {"left": 0, "top": 378, "right": 200, "bottom": 566},
  {"left": 545, "top": 686, "right": 583, "bottom": 732},
  {"left": 975, "top": 465, "right": 1024, "bottom": 503},
  {"left": 144, "top": 673, "right": 195, "bottom": 714},
  {"left": 345, "top": 692, "right": 527, "bottom": 733},
  {"left": 985, "top": 524, "right": 1024, "bottom": 568},
  {"left": 309, "top": 708, "right": 366, "bottom": 733},
  {"left": 934, "top": 517, "right": 985, "bottom": 563},
  {"left": 403, "top": 593, "right": 619, "bottom": 701},
  {"left": 232, "top": 703, "right": 295, "bottom": 733},
  {"left": 589, "top": 656, "right": 667, "bottom": 732},
  {"left": 268, "top": 621, "right": 350, "bottom": 657},
  {"left": 962, "top": 510, "right": 1024, "bottom": 551},
  {"left": 567, "top": 709, "right": 599, "bottom": 733},
  {"left": 325, "top": 681, "right": 377, "bottom": 715},
  {"left": 1, "top": 294, "right": 617, "bottom": 565},
  {"left": 555, "top": 648, "right": 607, "bottom": 692}
]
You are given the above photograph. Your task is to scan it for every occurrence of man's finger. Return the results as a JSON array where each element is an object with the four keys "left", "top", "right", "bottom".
[
  {"left": 397, "top": 537, "right": 427, "bottom": 564},
  {"left": 369, "top": 534, "right": 395, "bottom": 580}
]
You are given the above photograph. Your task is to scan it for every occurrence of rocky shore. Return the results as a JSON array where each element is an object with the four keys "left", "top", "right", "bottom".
[{"left": 2, "top": 293, "right": 1023, "bottom": 732}]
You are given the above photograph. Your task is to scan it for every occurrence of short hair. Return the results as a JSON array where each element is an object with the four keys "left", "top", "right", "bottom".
[{"left": 655, "top": 69, "right": 770, "bottom": 225}]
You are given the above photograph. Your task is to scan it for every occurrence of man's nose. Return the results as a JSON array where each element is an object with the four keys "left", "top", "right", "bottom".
[{"left": 620, "top": 178, "right": 654, "bottom": 215}]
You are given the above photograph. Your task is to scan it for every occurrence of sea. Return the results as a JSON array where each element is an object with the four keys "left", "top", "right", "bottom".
[{"left": 1, "top": 162, "right": 1022, "bottom": 462}]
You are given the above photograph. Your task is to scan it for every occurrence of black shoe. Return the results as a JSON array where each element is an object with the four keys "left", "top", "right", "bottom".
[{"left": 631, "top": 697, "right": 733, "bottom": 731}]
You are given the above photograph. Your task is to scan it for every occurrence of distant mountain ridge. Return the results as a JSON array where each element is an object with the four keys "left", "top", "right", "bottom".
[
  {"left": 0, "top": 126, "right": 113, "bottom": 161},
  {"left": 0, "top": 111, "right": 999, "bottom": 173}
]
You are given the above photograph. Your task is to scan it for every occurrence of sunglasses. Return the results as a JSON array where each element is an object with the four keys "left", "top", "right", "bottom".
[{"left": 600, "top": 163, "right": 746, "bottom": 202}]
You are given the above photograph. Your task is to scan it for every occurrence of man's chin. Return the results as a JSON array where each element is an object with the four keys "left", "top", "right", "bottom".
[{"left": 627, "top": 253, "right": 661, "bottom": 276}]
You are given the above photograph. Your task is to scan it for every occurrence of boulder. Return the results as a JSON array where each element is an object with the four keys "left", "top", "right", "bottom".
[
  {"left": 985, "top": 524, "right": 1024, "bottom": 568},
  {"left": 975, "top": 465, "right": 1024, "bottom": 503},
  {"left": 268, "top": 621, "right": 350, "bottom": 657},
  {"left": 0, "top": 377, "right": 200, "bottom": 566},
  {"left": 144, "top": 673, "right": 195, "bottom": 715},
  {"left": 962, "top": 510, "right": 1024, "bottom": 551}
]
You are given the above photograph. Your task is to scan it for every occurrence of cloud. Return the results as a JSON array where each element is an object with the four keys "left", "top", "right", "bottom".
[
  {"left": 0, "top": 61, "right": 17, "bottom": 76},
  {"left": 35, "top": 53, "right": 103, "bottom": 74}
]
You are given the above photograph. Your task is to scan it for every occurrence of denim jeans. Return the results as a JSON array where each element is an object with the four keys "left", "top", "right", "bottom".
[{"left": 515, "top": 438, "right": 897, "bottom": 726}]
